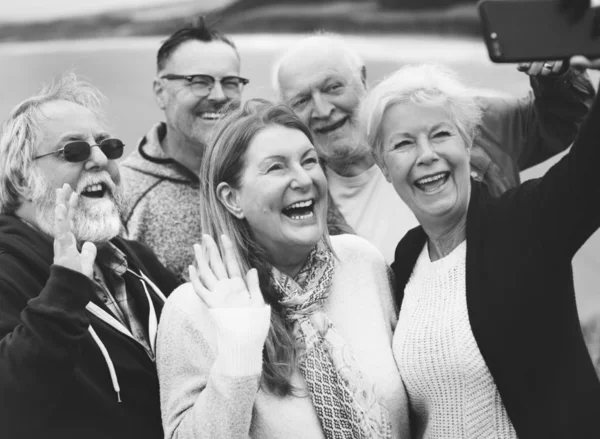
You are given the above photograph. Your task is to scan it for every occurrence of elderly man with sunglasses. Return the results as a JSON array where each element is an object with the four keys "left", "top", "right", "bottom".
[
  {"left": 0, "top": 73, "right": 181, "bottom": 439},
  {"left": 120, "top": 19, "right": 248, "bottom": 280}
]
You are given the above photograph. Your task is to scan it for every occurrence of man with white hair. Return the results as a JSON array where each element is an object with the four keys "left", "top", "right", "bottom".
[
  {"left": 273, "top": 34, "right": 594, "bottom": 262},
  {"left": 0, "top": 73, "right": 180, "bottom": 439}
]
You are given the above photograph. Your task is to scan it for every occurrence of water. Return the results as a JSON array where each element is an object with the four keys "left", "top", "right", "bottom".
[{"left": 1, "top": 34, "right": 598, "bottom": 321}]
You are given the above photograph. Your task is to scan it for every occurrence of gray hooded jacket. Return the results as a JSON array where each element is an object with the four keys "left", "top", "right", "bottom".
[{"left": 120, "top": 123, "right": 200, "bottom": 281}]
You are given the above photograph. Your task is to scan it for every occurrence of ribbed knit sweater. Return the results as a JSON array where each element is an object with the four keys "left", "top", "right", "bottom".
[
  {"left": 393, "top": 241, "right": 517, "bottom": 439},
  {"left": 156, "top": 234, "right": 410, "bottom": 439}
]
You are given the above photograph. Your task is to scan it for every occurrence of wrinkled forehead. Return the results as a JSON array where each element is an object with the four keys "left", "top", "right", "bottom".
[
  {"left": 277, "top": 49, "right": 359, "bottom": 100},
  {"left": 36, "top": 100, "right": 108, "bottom": 143}
]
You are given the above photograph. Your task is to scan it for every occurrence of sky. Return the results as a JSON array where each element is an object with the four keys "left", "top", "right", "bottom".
[{"left": 0, "top": 0, "right": 228, "bottom": 22}]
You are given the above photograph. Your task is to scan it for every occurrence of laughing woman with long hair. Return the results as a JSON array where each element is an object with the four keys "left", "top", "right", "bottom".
[{"left": 156, "top": 100, "right": 410, "bottom": 439}]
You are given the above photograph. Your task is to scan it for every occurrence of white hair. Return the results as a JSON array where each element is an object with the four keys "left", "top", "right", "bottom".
[
  {"left": 0, "top": 71, "right": 107, "bottom": 214},
  {"left": 271, "top": 32, "right": 365, "bottom": 99},
  {"left": 359, "top": 63, "right": 483, "bottom": 163}
]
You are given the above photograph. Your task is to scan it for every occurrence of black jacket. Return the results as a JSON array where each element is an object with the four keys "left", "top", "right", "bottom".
[
  {"left": 0, "top": 215, "right": 181, "bottom": 439},
  {"left": 392, "top": 90, "right": 600, "bottom": 438}
]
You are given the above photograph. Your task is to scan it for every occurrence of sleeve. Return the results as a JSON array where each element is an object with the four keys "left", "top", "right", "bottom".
[
  {"left": 157, "top": 289, "right": 271, "bottom": 439},
  {"left": 473, "top": 68, "right": 595, "bottom": 195},
  {"left": 516, "top": 76, "right": 600, "bottom": 258},
  {"left": 0, "top": 263, "right": 95, "bottom": 434}
]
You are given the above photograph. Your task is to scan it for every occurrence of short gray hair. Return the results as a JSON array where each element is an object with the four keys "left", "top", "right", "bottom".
[
  {"left": 0, "top": 72, "right": 107, "bottom": 214},
  {"left": 359, "top": 63, "right": 483, "bottom": 164},
  {"left": 272, "top": 32, "right": 364, "bottom": 99}
]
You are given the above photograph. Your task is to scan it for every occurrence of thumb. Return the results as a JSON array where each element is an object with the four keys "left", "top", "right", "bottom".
[
  {"left": 80, "top": 242, "right": 97, "bottom": 278},
  {"left": 246, "top": 268, "right": 264, "bottom": 307}
]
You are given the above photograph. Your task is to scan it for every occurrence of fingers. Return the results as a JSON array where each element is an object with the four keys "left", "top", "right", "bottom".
[
  {"left": 516, "top": 62, "right": 532, "bottom": 72},
  {"left": 246, "top": 268, "right": 265, "bottom": 307},
  {"left": 55, "top": 183, "right": 72, "bottom": 208},
  {"left": 67, "top": 190, "right": 78, "bottom": 228},
  {"left": 518, "top": 61, "right": 562, "bottom": 77},
  {"left": 193, "top": 242, "right": 218, "bottom": 291},
  {"left": 570, "top": 56, "right": 600, "bottom": 70},
  {"left": 221, "top": 235, "right": 242, "bottom": 279},
  {"left": 189, "top": 265, "right": 214, "bottom": 307},
  {"left": 551, "top": 60, "right": 564, "bottom": 75},
  {"left": 528, "top": 61, "right": 545, "bottom": 76},
  {"left": 80, "top": 242, "right": 97, "bottom": 278},
  {"left": 203, "top": 234, "right": 228, "bottom": 281}
]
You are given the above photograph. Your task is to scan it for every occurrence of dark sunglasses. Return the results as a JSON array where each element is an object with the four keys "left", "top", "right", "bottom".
[{"left": 34, "top": 138, "right": 125, "bottom": 163}]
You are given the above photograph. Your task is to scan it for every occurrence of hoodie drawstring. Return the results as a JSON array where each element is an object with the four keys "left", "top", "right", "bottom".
[
  {"left": 88, "top": 326, "right": 121, "bottom": 402},
  {"left": 86, "top": 270, "right": 167, "bottom": 404}
]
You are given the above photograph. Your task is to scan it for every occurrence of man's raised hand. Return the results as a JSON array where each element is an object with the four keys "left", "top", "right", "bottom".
[{"left": 53, "top": 183, "right": 96, "bottom": 278}]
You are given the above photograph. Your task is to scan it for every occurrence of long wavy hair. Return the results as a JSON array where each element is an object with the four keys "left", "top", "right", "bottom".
[{"left": 199, "top": 98, "right": 328, "bottom": 395}]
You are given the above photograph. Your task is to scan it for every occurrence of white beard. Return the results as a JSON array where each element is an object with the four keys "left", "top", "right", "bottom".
[{"left": 29, "top": 169, "right": 124, "bottom": 244}]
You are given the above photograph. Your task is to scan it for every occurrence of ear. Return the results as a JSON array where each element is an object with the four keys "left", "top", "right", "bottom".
[
  {"left": 379, "top": 162, "right": 393, "bottom": 184},
  {"left": 374, "top": 152, "right": 392, "bottom": 183},
  {"left": 360, "top": 65, "right": 367, "bottom": 88},
  {"left": 217, "top": 182, "right": 244, "bottom": 219},
  {"left": 153, "top": 78, "right": 167, "bottom": 110},
  {"left": 13, "top": 173, "right": 33, "bottom": 202}
]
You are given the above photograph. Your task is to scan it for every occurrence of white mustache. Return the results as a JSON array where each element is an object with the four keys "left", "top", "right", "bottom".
[{"left": 75, "top": 171, "right": 118, "bottom": 196}]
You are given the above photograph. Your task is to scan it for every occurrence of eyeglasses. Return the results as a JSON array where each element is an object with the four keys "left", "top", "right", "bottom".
[
  {"left": 34, "top": 138, "right": 125, "bottom": 162},
  {"left": 160, "top": 74, "right": 249, "bottom": 98}
]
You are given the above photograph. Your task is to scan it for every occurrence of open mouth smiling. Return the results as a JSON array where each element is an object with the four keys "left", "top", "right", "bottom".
[
  {"left": 282, "top": 199, "right": 315, "bottom": 220},
  {"left": 414, "top": 172, "right": 450, "bottom": 193},
  {"left": 80, "top": 182, "right": 110, "bottom": 199},
  {"left": 198, "top": 112, "right": 223, "bottom": 121},
  {"left": 315, "top": 116, "right": 348, "bottom": 134}
]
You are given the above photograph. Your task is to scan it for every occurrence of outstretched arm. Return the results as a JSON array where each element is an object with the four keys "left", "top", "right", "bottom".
[
  {"left": 519, "top": 58, "right": 600, "bottom": 257},
  {"left": 472, "top": 62, "right": 594, "bottom": 196}
]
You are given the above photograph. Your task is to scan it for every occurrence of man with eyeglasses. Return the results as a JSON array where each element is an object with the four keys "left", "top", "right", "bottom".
[
  {"left": 120, "top": 18, "right": 248, "bottom": 279},
  {"left": 0, "top": 72, "right": 181, "bottom": 439}
]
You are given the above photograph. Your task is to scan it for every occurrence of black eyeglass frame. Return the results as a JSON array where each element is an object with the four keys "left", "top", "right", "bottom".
[
  {"left": 34, "top": 138, "right": 125, "bottom": 163},
  {"left": 160, "top": 73, "right": 250, "bottom": 97}
]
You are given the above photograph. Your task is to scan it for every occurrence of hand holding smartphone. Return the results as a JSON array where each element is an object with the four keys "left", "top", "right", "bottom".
[{"left": 478, "top": 0, "right": 600, "bottom": 63}]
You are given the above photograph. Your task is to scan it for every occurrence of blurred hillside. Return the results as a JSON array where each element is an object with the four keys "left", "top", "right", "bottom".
[{"left": 0, "top": 0, "right": 481, "bottom": 42}]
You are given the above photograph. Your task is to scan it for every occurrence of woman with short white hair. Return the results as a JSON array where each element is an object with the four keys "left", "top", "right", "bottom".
[{"left": 360, "top": 59, "right": 600, "bottom": 438}]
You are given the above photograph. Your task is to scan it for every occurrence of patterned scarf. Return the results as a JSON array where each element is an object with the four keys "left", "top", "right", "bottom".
[{"left": 271, "top": 240, "right": 392, "bottom": 439}]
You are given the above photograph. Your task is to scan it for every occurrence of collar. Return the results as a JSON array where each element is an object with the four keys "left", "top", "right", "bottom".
[
  {"left": 138, "top": 122, "right": 200, "bottom": 183},
  {"left": 95, "top": 241, "right": 128, "bottom": 277}
]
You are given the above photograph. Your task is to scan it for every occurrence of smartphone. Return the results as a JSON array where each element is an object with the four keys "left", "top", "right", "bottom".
[{"left": 478, "top": 0, "right": 600, "bottom": 63}]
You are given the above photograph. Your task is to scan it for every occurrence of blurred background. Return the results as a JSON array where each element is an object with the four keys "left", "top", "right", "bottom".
[{"left": 1, "top": 0, "right": 599, "bottom": 368}]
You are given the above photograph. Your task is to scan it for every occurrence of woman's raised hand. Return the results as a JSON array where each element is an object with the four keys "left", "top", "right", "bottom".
[
  {"left": 53, "top": 183, "right": 97, "bottom": 278},
  {"left": 189, "top": 234, "right": 265, "bottom": 309}
]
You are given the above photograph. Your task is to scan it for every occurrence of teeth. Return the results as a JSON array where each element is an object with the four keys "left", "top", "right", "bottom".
[
  {"left": 83, "top": 183, "right": 104, "bottom": 193},
  {"left": 287, "top": 200, "right": 313, "bottom": 209},
  {"left": 417, "top": 173, "right": 445, "bottom": 185},
  {"left": 200, "top": 112, "right": 222, "bottom": 120},
  {"left": 290, "top": 211, "right": 314, "bottom": 220}
]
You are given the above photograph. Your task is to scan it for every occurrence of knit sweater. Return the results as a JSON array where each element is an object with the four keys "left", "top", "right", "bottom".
[
  {"left": 156, "top": 234, "right": 410, "bottom": 439},
  {"left": 394, "top": 241, "right": 517, "bottom": 439},
  {"left": 120, "top": 122, "right": 201, "bottom": 281},
  {"left": 391, "top": 83, "right": 600, "bottom": 437}
]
